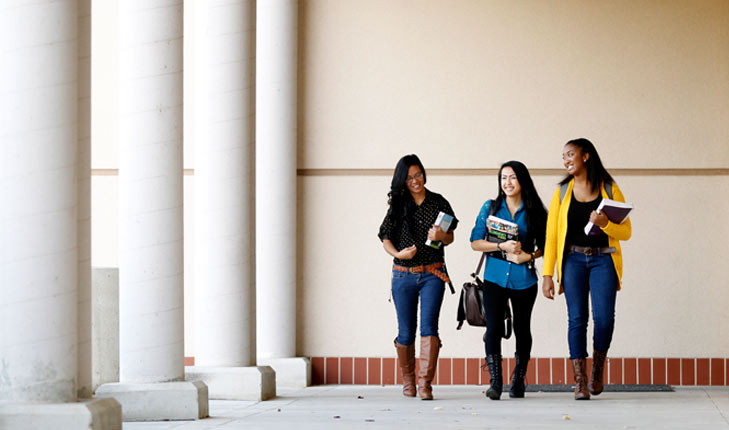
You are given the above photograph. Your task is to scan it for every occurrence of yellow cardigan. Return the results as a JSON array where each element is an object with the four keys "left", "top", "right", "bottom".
[{"left": 542, "top": 179, "right": 632, "bottom": 294}]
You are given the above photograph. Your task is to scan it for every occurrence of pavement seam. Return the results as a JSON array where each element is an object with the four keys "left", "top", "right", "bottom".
[{"left": 705, "top": 388, "right": 729, "bottom": 426}]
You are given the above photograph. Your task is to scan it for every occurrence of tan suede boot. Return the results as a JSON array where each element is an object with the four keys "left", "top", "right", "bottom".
[
  {"left": 417, "top": 336, "right": 441, "bottom": 400},
  {"left": 394, "top": 339, "right": 416, "bottom": 397}
]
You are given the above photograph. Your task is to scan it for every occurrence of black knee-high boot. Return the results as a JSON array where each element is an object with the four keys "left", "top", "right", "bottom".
[
  {"left": 485, "top": 354, "right": 503, "bottom": 400},
  {"left": 509, "top": 354, "right": 529, "bottom": 398}
]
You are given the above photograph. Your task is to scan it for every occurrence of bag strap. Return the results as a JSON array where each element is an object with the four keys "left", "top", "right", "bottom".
[
  {"left": 560, "top": 181, "right": 614, "bottom": 202},
  {"left": 471, "top": 252, "right": 487, "bottom": 280},
  {"left": 456, "top": 288, "right": 466, "bottom": 330},
  {"left": 441, "top": 265, "right": 456, "bottom": 295},
  {"left": 502, "top": 303, "right": 513, "bottom": 339},
  {"left": 559, "top": 182, "right": 569, "bottom": 203}
]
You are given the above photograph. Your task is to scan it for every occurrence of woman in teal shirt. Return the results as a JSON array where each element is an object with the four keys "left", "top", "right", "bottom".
[{"left": 470, "top": 161, "right": 547, "bottom": 400}]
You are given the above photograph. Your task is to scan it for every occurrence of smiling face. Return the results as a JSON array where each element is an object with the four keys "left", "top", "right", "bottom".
[
  {"left": 563, "top": 143, "right": 589, "bottom": 176},
  {"left": 500, "top": 166, "right": 521, "bottom": 198},
  {"left": 405, "top": 164, "right": 425, "bottom": 197}
]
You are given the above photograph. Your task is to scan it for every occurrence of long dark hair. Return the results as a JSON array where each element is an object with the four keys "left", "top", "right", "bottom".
[
  {"left": 386, "top": 154, "right": 426, "bottom": 221},
  {"left": 492, "top": 160, "right": 547, "bottom": 251},
  {"left": 559, "top": 138, "right": 614, "bottom": 194}
]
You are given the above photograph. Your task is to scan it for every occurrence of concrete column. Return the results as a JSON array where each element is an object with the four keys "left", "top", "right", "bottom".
[
  {"left": 0, "top": 1, "right": 121, "bottom": 428},
  {"left": 193, "top": 0, "right": 255, "bottom": 369},
  {"left": 118, "top": 0, "right": 184, "bottom": 386},
  {"left": 256, "top": 0, "right": 311, "bottom": 387},
  {"left": 91, "top": 268, "right": 120, "bottom": 392},
  {"left": 77, "top": 0, "right": 93, "bottom": 399},
  {"left": 185, "top": 0, "right": 274, "bottom": 401},
  {"left": 95, "top": 0, "right": 208, "bottom": 421}
]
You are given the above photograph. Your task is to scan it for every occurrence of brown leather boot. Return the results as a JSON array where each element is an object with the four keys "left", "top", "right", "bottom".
[
  {"left": 571, "top": 359, "right": 590, "bottom": 400},
  {"left": 417, "top": 336, "right": 441, "bottom": 400},
  {"left": 589, "top": 349, "right": 608, "bottom": 395},
  {"left": 394, "top": 339, "right": 416, "bottom": 397}
]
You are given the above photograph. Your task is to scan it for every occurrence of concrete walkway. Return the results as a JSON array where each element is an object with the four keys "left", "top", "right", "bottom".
[{"left": 123, "top": 385, "right": 729, "bottom": 430}]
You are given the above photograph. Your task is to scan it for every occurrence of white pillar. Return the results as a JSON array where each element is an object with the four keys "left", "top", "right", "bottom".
[
  {"left": 193, "top": 0, "right": 255, "bottom": 369},
  {"left": 0, "top": 1, "right": 121, "bottom": 428},
  {"left": 77, "top": 0, "right": 93, "bottom": 399},
  {"left": 185, "top": 0, "right": 274, "bottom": 401},
  {"left": 117, "top": 0, "right": 185, "bottom": 386},
  {"left": 95, "top": 0, "right": 208, "bottom": 421},
  {"left": 256, "top": 0, "right": 311, "bottom": 387},
  {"left": 0, "top": 0, "right": 79, "bottom": 404}
]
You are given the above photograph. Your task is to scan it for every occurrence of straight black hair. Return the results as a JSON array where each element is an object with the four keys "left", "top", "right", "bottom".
[
  {"left": 386, "top": 154, "right": 426, "bottom": 221},
  {"left": 492, "top": 160, "right": 548, "bottom": 251},
  {"left": 559, "top": 138, "right": 614, "bottom": 194}
]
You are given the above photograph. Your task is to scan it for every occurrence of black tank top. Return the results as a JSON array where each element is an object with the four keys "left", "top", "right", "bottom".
[{"left": 565, "top": 192, "right": 609, "bottom": 248}]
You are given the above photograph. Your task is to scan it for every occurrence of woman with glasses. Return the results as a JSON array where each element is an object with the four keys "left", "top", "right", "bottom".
[
  {"left": 469, "top": 161, "right": 547, "bottom": 400},
  {"left": 378, "top": 154, "right": 458, "bottom": 400},
  {"left": 542, "top": 138, "right": 632, "bottom": 400}
]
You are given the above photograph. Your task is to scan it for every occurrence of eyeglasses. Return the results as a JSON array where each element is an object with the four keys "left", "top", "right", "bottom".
[{"left": 406, "top": 172, "right": 423, "bottom": 183}]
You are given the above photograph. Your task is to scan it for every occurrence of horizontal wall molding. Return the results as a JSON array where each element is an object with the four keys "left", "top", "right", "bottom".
[
  {"left": 309, "top": 356, "right": 728, "bottom": 387},
  {"left": 297, "top": 168, "right": 729, "bottom": 177},
  {"left": 92, "top": 168, "right": 195, "bottom": 176},
  {"left": 92, "top": 168, "right": 729, "bottom": 177}
]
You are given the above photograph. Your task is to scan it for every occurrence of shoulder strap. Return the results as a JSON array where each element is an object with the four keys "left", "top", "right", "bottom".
[
  {"left": 456, "top": 288, "right": 466, "bottom": 330},
  {"left": 562, "top": 181, "right": 613, "bottom": 201},
  {"left": 559, "top": 182, "right": 569, "bottom": 203},
  {"left": 472, "top": 253, "right": 487, "bottom": 279}
]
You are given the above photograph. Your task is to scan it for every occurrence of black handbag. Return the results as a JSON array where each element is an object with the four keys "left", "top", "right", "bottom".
[{"left": 456, "top": 253, "right": 512, "bottom": 339}]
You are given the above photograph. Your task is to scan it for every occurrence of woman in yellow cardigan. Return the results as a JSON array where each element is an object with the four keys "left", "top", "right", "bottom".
[{"left": 542, "top": 138, "right": 631, "bottom": 400}]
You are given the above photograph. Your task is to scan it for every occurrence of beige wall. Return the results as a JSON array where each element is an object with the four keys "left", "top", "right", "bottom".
[
  {"left": 91, "top": 1, "right": 729, "bottom": 359},
  {"left": 297, "top": 173, "right": 729, "bottom": 357},
  {"left": 298, "top": 0, "right": 729, "bottom": 169},
  {"left": 296, "top": 0, "right": 729, "bottom": 358}
]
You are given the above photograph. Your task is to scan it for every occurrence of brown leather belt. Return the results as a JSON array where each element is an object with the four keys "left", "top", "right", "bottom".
[
  {"left": 393, "top": 262, "right": 454, "bottom": 293},
  {"left": 568, "top": 245, "right": 616, "bottom": 256}
]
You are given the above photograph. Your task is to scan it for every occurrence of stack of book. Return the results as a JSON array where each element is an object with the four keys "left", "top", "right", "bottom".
[{"left": 486, "top": 215, "right": 518, "bottom": 259}]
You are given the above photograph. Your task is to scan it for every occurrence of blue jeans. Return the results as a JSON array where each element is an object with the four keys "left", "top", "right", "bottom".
[
  {"left": 562, "top": 252, "right": 618, "bottom": 359},
  {"left": 391, "top": 271, "right": 445, "bottom": 346}
]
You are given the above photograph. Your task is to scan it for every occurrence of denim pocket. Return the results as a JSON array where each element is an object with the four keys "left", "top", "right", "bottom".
[{"left": 392, "top": 270, "right": 406, "bottom": 280}]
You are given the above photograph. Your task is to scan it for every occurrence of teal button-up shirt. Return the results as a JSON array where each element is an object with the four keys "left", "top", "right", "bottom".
[{"left": 469, "top": 200, "right": 538, "bottom": 290}]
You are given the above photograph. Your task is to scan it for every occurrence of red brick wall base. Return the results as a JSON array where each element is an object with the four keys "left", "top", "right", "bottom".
[{"left": 308, "top": 357, "right": 728, "bottom": 386}]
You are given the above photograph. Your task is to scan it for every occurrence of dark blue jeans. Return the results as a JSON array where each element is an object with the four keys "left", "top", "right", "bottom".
[
  {"left": 391, "top": 271, "right": 445, "bottom": 346},
  {"left": 562, "top": 252, "right": 618, "bottom": 359}
]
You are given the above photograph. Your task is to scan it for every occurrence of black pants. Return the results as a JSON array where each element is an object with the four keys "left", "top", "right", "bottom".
[{"left": 482, "top": 280, "right": 538, "bottom": 357}]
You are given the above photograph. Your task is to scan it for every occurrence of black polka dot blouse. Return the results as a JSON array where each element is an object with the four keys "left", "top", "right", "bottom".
[{"left": 378, "top": 189, "right": 458, "bottom": 267}]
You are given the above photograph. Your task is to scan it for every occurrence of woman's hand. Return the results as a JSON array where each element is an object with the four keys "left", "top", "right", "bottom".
[
  {"left": 395, "top": 245, "right": 417, "bottom": 260},
  {"left": 383, "top": 239, "right": 417, "bottom": 260},
  {"left": 505, "top": 252, "right": 531, "bottom": 265},
  {"left": 590, "top": 210, "right": 609, "bottom": 228},
  {"left": 499, "top": 240, "right": 522, "bottom": 254},
  {"left": 428, "top": 225, "right": 444, "bottom": 242},
  {"left": 542, "top": 276, "right": 555, "bottom": 300},
  {"left": 428, "top": 225, "right": 454, "bottom": 246}
]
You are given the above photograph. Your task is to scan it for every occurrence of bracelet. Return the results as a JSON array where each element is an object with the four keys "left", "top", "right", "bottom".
[{"left": 496, "top": 242, "right": 502, "bottom": 251}]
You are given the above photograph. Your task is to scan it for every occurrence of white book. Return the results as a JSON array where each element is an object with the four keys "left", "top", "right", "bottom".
[{"left": 425, "top": 211, "right": 454, "bottom": 249}]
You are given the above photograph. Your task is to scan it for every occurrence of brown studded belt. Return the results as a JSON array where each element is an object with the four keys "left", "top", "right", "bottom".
[
  {"left": 393, "top": 262, "right": 454, "bottom": 293},
  {"left": 568, "top": 245, "right": 616, "bottom": 256}
]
